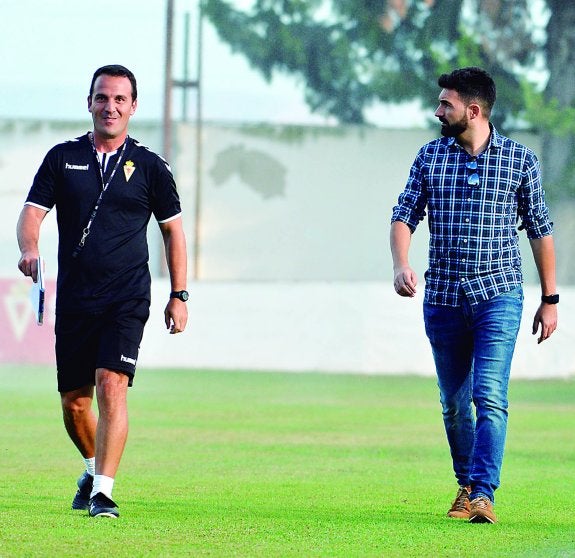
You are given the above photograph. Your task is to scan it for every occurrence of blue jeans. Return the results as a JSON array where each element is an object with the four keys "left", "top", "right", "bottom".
[{"left": 423, "top": 286, "right": 523, "bottom": 503}]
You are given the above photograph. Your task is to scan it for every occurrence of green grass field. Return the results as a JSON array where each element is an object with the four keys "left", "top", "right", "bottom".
[{"left": 1, "top": 365, "right": 574, "bottom": 557}]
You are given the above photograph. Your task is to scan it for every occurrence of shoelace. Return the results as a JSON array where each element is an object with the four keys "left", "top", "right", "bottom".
[
  {"left": 452, "top": 488, "right": 470, "bottom": 511},
  {"left": 470, "top": 497, "right": 489, "bottom": 509}
]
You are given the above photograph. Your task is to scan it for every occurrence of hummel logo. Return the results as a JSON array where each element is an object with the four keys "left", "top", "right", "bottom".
[
  {"left": 65, "top": 163, "right": 89, "bottom": 171},
  {"left": 120, "top": 354, "right": 137, "bottom": 365}
]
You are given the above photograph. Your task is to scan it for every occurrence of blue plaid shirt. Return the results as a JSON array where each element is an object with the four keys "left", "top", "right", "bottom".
[{"left": 391, "top": 126, "right": 553, "bottom": 306}]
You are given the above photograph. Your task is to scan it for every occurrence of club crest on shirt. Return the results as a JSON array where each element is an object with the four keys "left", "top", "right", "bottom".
[{"left": 123, "top": 160, "right": 136, "bottom": 182}]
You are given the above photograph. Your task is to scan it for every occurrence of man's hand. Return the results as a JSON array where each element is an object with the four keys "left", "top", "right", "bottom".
[
  {"left": 532, "top": 303, "right": 557, "bottom": 344},
  {"left": 164, "top": 298, "right": 188, "bottom": 334},
  {"left": 18, "top": 251, "right": 40, "bottom": 282},
  {"left": 393, "top": 265, "right": 418, "bottom": 298}
]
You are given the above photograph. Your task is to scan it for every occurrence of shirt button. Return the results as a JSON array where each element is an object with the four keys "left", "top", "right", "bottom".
[
  {"left": 465, "top": 218, "right": 470, "bottom": 223},
  {"left": 462, "top": 258, "right": 466, "bottom": 262},
  {"left": 461, "top": 277, "right": 466, "bottom": 282},
  {"left": 463, "top": 239, "right": 468, "bottom": 243}
]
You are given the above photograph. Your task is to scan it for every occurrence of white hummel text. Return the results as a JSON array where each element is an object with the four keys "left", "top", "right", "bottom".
[
  {"left": 65, "top": 163, "right": 89, "bottom": 171},
  {"left": 120, "top": 354, "right": 137, "bottom": 365}
]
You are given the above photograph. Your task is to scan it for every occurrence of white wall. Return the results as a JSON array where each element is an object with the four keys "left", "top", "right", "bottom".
[
  {"left": 178, "top": 123, "right": 546, "bottom": 282},
  {"left": 139, "top": 280, "right": 575, "bottom": 379}
]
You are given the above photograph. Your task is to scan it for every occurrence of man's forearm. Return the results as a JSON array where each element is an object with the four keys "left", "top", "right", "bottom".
[
  {"left": 162, "top": 223, "right": 188, "bottom": 291},
  {"left": 390, "top": 221, "right": 413, "bottom": 270},
  {"left": 17, "top": 205, "right": 44, "bottom": 255},
  {"left": 529, "top": 235, "right": 557, "bottom": 295}
]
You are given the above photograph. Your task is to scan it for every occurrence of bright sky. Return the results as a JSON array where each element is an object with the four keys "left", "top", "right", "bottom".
[{"left": 0, "top": 0, "right": 425, "bottom": 127}]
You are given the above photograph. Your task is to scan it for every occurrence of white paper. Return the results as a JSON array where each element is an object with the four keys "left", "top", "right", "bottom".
[{"left": 30, "top": 256, "right": 45, "bottom": 325}]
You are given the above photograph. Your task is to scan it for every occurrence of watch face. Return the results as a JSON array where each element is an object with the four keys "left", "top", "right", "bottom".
[{"left": 180, "top": 291, "right": 189, "bottom": 301}]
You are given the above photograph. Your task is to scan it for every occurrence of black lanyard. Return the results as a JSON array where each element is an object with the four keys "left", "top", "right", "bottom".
[{"left": 72, "top": 134, "right": 128, "bottom": 258}]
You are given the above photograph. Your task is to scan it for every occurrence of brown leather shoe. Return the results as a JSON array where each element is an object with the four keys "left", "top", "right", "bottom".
[
  {"left": 447, "top": 486, "right": 471, "bottom": 519},
  {"left": 469, "top": 496, "right": 498, "bottom": 524}
]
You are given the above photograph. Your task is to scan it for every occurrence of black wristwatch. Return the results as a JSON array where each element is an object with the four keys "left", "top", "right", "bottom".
[
  {"left": 541, "top": 294, "right": 559, "bottom": 304},
  {"left": 170, "top": 290, "right": 189, "bottom": 302}
]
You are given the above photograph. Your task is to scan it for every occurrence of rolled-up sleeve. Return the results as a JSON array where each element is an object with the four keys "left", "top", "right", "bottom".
[
  {"left": 391, "top": 149, "right": 427, "bottom": 232},
  {"left": 517, "top": 152, "right": 553, "bottom": 239}
]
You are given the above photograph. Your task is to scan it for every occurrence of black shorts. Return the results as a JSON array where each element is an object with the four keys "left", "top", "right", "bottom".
[{"left": 55, "top": 298, "right": 150, "bottom": 393}]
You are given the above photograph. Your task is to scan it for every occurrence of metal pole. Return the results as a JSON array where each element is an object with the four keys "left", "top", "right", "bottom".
[
  {"left": 163, "top": 0, "right": 174, "bottom": 162},
  {"left": 160, "top": 0, "right": 175, "bottom": 278},
  {"left": 193, "top": 0, "right": 204, "bottom": 280},
  {"left": 182, "top": 12, "right": 190, "bottom": 122}
]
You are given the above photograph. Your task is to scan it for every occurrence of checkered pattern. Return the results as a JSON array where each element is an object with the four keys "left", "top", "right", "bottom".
[{"left": 392, "top": 126, "right": 553, "bottom": 306}]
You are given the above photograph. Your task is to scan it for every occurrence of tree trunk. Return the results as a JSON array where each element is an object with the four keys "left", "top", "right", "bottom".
[
  {"left": 541, "top": 0, "right": 575, "bottom": 198},
  {"left": 541, "top": 1, "right": 575, "bottom": 283}
]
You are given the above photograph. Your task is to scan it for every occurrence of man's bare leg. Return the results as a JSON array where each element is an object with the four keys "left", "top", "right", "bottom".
[
  {"left": 61, "top": 385, "right": 97, "bottom": 509},
  {"left": 94, "top": 368, "right": 129, "bottom": 478},
  {"left": 61, "top": 385, "right": 96, "bottom": 457}
]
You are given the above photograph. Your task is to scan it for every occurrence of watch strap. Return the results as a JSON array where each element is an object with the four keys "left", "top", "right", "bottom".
[{"left": 541, "top": 294, "right": 559, "bottom": 304}]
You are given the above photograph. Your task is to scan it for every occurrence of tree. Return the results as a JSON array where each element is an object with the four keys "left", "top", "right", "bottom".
[{"left": 203, "top": 0, "right": 575, "bottom": 198}]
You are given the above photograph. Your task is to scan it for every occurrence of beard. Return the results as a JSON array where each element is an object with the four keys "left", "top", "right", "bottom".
[{"left": 439, "top": 115, "right": 468, "bottom": 137}]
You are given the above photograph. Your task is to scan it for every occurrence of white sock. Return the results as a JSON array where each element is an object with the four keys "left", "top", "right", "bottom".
[
  {"left": 83, "top": 457, "right": 95, "bottom": 477},
  {"left": 90, "top": 475, "right": 115, "bottom": 499}
]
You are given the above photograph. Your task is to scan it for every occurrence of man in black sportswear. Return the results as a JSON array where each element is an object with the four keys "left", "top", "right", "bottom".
[{"left": 17, "top": 64, "right": 189, "bottom": 518}]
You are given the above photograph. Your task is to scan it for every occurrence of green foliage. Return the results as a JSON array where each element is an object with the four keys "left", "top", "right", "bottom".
[
  {"left": 202, "top": 0, "right": 541, "bottom": 132},
  {"left": 522, "top": 81, "right": 575, "bottom": 137},
  {"left": 520, "top": 79, "right": 575, "bottom": 198},
  {"left": 201, "top": 1, "right": 575, "bottom": 200},
  {"left": 1, "top": 366, "right": 574, "bottom": 556}
]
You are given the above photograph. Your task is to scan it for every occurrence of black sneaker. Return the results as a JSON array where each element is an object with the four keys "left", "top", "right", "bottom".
[
  {"left": 89, "top": 492, "right": 120, "bottom": 518},
  {"left": 71, "top": 471, "right": 93, "bottom": 510}
]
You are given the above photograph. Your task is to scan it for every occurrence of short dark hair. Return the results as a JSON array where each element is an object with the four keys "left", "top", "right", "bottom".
[
  {"left": 437, "top": 67, "right": 496, "bottom": 117},
  {"left": 89, "top": 64, "right": 138, "bottom": 101}
]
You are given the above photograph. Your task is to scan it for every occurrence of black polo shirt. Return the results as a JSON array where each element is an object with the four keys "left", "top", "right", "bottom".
[{"left": 25, "top": 133, "right": 182, "bottom": 313}]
